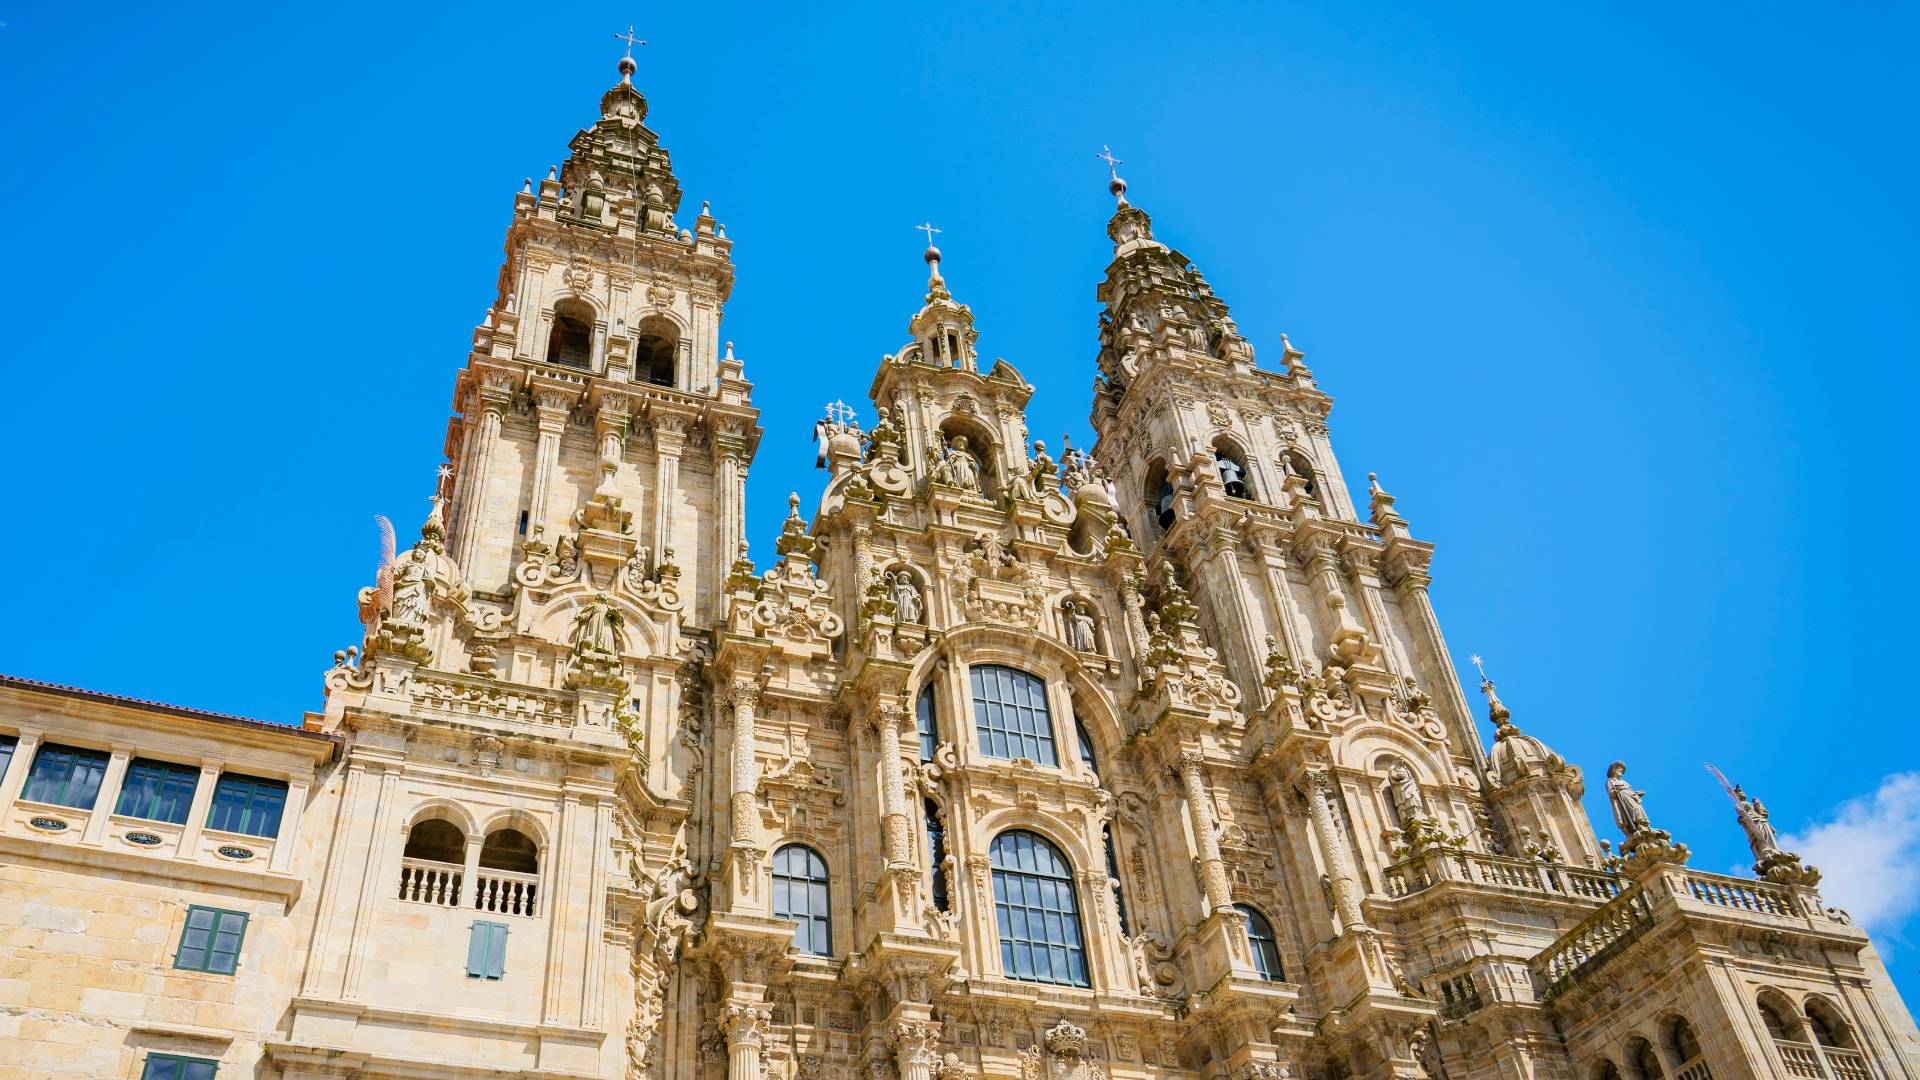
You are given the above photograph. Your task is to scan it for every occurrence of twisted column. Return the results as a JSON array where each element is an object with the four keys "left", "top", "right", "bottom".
[
  {"left": 1304, "top": 767, "right": 1366, "bottom": 931},
  {"left": 1178, "top": 748, "right": 1233, "bottom": 912},
  {"left": 876, "top": 704, "right": 915, "bottom": 867}
]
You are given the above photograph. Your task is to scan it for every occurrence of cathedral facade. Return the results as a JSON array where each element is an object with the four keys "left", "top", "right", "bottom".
[{"left": 2, "top": 56, "right": 1916, "bottom": 1080}]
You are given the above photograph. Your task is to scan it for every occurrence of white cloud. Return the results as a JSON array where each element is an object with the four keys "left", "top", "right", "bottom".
[{"left": 1779, "top": 772, "right": 1920, "bottom": 941}]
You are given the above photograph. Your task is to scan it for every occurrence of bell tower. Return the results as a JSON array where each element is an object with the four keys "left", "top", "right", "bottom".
[{"left": 444, "top": 49, "right": 758, "bottom": 624}]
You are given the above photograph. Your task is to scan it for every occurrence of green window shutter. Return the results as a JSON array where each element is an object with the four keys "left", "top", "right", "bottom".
[
  {"left": 175, "top": 906, "right": 247, "bottom": 974},
  {"left": 468, "top": 920, "right": 508, "bottom": 979}
]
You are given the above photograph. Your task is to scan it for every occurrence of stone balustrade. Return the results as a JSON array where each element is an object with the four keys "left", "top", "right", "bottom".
[
  {"left": 1531, "top": 885, "right": 1657, "bottom": 1000},
  {"left": 475, "top": 867, "right": 539, "bottom": 917},
  {"left": 1683, "top": 872, "right": 1795, "bottom": 917},
  {"left": 1776, "top": 1041, "right": 1873, "bottom": 1080},
  {"left": 1382, "top": 845, "right": 1623, "bottom": 905},
  {"left": 400, "top": 857, "right": 463, "bottom": 907}
]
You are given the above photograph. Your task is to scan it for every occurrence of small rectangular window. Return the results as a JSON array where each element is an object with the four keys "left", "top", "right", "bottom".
[
  {"left": 517, "top": 510, "right": 529, "bottom": 535},
  {"left": 467, "top": 920, "right": 508, "bottom": 979},
  {"left": 22, "top": 742, "right": 110, "bottom": 809},
  {"left": 115, "top": 759, "right": 201, "bottom": 824},
  {"left": 0, "top": 735, "right": 15, "bottom": 784},
  {"left": 207, "top": 773, "right": 287, "bottom": 838},
  {"left": 174, "top": 906, "right": 248, "bottom": 975},
  {"left": 142, "top": 1053, "right": 219, "bottom": 1080}
]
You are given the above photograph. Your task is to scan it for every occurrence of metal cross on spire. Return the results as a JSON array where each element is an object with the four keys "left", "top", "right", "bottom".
[
  {"left": 914, "top": 222, "right": 942, "bottom": 246},
  {"left": 824, "top": 400, "right": 856, "bottom": 427},
  {"left": 614, "top": 25, "right": 647, "bottom": 57},
  {"left": 1096, "top": 145, "right": 1124, "bottom": 179}
]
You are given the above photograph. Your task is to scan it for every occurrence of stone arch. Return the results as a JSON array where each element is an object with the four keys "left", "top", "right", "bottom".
[
  {"left": 635, "top": 312, "right": 680, "bottom": 388},
  {"left": 546, "top": 295, "right": 598, "bottom": 368},
  {"left": 881, "top": 560, "right": 931, "bottom": 625},
  {"left": 976, "top": 809, "right": 1098, "bottom": 876},
  {"left": 477, "top": 807, "right": 551, "bottom": 851},
  {"left": 1143, "top": 457, "right": 1175, "bottom": 532},
  {"left": 1280, "top": 447, "right": 1324, "bottom": 508},
  {"left": 536, "top": 588, "right": 664, "bottom": 659},
  {"left": 935, "top": 412, "right": 1000, "bottom": 498},
  {"left": 1756, "top": 987, "right": 1802, "bottom": 1040},
  {"left": 1588, "top": 1061, "right": 1623, "bottom": 1080},
  {"left": 404, "top": 798, "right": 479, "bottom": 838},
  {"left": 1210, "top": 434, "right": 1257, "bottom": 501},
  {"left": 1803, "top": 994, "right": 1855, "bottom": 1048},
  {"left": 1623, "top": 1035, "right": 1665, "bottom": 1079},
  {"left": 401, "top": 817, "right": 466, "bottom": 865}
]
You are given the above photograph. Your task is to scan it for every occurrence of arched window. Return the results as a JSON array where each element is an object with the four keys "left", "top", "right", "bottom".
[
  {"left": 1666, "top": 1016, "right": 1705, "bottom": 1065},
  {"left": 1627, "top": 1038, "right": 1665, "bottom": 1080},
  {"left": 636, "top": 315, "right": 677, "bottom": 388},
  {"left": 971, "top": 665, "right": 1057, "bottom": 766},
  {"left": 1281, "top": 450, "right": 1320, "bottom": 505},
  {"left": 772, "top": 844, "right": 832, "bottom": 956},
  {"left": 926, "top": 799, "right": 950, "bottom": 913},
  {"left": 479, "top": 828, "right": 538, "bottom": 874},
  {"left": 1236, "top": 903, "right": 1285, "bottom": 982},
  {"left": 1591, "top": 1063, "right": 1623, "bottom": 1080},
  {"left": 1757, "top": 996, "right": 1795, "bottom": 1040},
  {"left": 1075, "top": 716, "right": 1098, "bottom": 777},
  {"left": 916, "top": 685, "right": 939, "bottom": 763},
  {"left": 990, "top": 830, "right": 1088, "bottom": 987},
  {"left": 547, "top": 300, "right": 594, "bottom": 367},
  {"left": 1804, "top": 999, "right": 1851, "bottom": 1048},
  {"left": 1213, "top": 439, "right": 1252, "bottom": 500},
  {"left": 1145, "top": 461, "right": 1174, "bottom": 530},
  {"left": 404, "top": 819, "right": 465, "bottom": 864}
]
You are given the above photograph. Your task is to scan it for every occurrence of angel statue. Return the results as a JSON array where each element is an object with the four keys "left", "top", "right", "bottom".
[{"left": 1606, "top": 761, "right": 1652, "bottom": 838}]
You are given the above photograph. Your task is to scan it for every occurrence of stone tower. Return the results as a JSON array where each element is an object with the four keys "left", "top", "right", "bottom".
[{"left": 281, "top": 54, "right": 757, "bottom": 1077}]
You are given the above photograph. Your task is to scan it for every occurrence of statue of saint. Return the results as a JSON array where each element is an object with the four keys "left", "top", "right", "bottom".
[
  {"left": 1606, "top": 761, "right": 1652, "bottom": 837},
  {"left": 1734, "top": 786, "right": 1781, "bottom": 862},
  {"left": 942, "top": 436, "right": 981, "bottom": 493},
  {"left": 571, "top": 594, "right": 627, "bottom": 658},
  {"left": 889, "top": 571, "right": 924, "bottom": 624},
  {"left": 1066, "top": 602, "right": 1099, "bottom": 653},
  {"left": 1386, "top": 761, "right": 1424, "bottom": 824}
]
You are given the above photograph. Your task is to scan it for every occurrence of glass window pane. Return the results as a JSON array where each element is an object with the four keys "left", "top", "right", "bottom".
[
  {"left": 771, "top": 844, "right": 832, "bottom": 957},
  {"left": 988, "top": 830, "right": 1088, "bottom": 988}
]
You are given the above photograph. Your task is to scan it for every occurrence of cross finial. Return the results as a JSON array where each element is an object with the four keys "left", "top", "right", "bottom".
[
  {"left": 614, "top": 25, "right": 646, "bottom": 57},
  {"left": 1096, "top": 144, "right": 1124, "bottom": 179},
  {"left": 915, "top": 222, "right": 942, "bottom": 246},
  {"left": 824, "top": 400, "right": 856, "bottom": 427}
]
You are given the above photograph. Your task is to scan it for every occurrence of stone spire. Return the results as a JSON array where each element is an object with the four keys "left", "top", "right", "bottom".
[{"left": 905, "top": 226, "right": 979, "bottom": 372}]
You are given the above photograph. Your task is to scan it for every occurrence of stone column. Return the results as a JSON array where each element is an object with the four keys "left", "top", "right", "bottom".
[
  {"left": 459, "top": 829, "right": 483, "bottom": 907},
  {"left": 729, "top": 681, "right": 761, "bottom": 847},
  {"left": 892, "top": 1019, "right": 941, "bottom": 1080},
  {"left": 1178, "top": 748, "right": 1233, "bottom": 912},
  {"left": 1303, "top": 767, "right": 1366, "bottom": 932},
  {"left": 80, "top": 747, "right": 132, "bottom": 845},
  {"left": 453, "top": 376, "right": 514, "bottom": 575},
  {"left": 527, "top": 389, "right": 573, "bottom": 536},
  {"left": 268, "top": 779, "right": 310, "bottom": 873},
  {"left": 721, "top": 1004, "right": 770, "bottom": 1080},
  {"left": 0, "top": 731, "right": 40, "bottom": 825},
  {"left": 174, "top": 763, "right": 223, "bottom": 862},
  {"left": 876, "top": 704, "right": 913, "bottom": 868},
  {"left": 651, "top": 414, "right": 690, "bottom": 570}
]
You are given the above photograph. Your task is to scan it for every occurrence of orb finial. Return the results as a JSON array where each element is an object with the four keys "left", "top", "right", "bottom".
[
  {"left": 613, "top": 26, "right": 645, "bottom": 81},
  {"left": 1097, "top": 144, "right": 1128, "bottom": 205}
]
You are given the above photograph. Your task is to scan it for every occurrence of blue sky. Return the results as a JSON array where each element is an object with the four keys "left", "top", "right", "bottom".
[{"left": 2, "top": 4, "right": 1916, "bottom": 992}]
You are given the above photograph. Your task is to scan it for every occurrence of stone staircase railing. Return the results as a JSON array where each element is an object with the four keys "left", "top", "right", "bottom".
[{"left": 1530, "top": 882, "right": 1657, "bottom": 999}]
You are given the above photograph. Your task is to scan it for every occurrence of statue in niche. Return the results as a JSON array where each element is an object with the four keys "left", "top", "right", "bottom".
[
  {"left": 570, "top": 593, "right": 628, "bottom": 659},
  {"left": 1386, "top": 761, "right": 1424, "bottom": 825},
  {"left": 889, "top": 571, "right": 924, "bottom": 624},
  {"left": 1606, "top": 761, "right": 1653, "bottom": 837},
  {"left": 1064, "top": 602, "right": 1099, "bottom": 653},
  {"left": 937, "top": 436, "right": 981, "bottom": 493}
]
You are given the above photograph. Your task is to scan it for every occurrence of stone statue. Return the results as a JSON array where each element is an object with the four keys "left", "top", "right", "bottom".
[
  {"left": 1386, "top": 761, "right": 1423, "bottom": 824},
  {"left": 889, "top": 571, "right": 924, "bottom": 624},
  {"left": 388, "top": 557, "right": 430, "bottom": 627},
  {"left": 1065, "top": 602, "right": 1099, "bottom": 653},
  {"left": 1606, "top": 761, "right": 1652, "bottom": 837},
  {"left": 940, "top": 436, "right": 981, "bottom": 493},
  {"left": 571, "top": 594, "right": 627, "bottom": 659}
]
